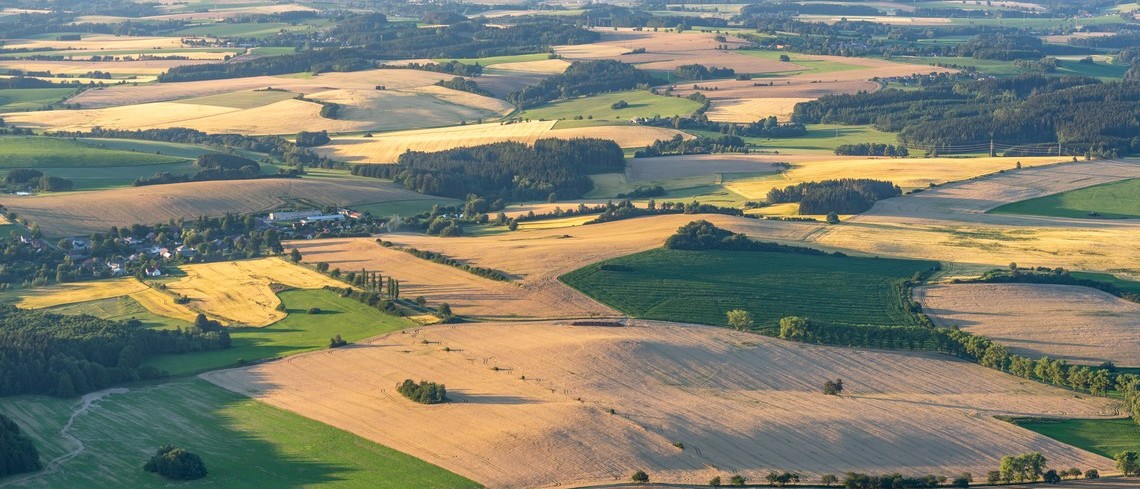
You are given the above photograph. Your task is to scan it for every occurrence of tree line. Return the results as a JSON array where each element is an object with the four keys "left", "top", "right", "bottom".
[
  {"left": 958, "top": 266, "right": 1140, "bottom": 303},
  {"left": 639, "top": 113, "right": 808, "bottom": 139},
  {"left": 0, "top": 307, "right": 230, "bottom": 398},
  {"left": 352, "top": 138, "right": 624, "bottom": 202},
  {"left": 793, "top": 76, "right": 1140, "bottom": 157},
  {"left": 435, "top": 77, "right": 491, "bottom": 97},
  {"left": 766, "top": 179, "right": 901, "bottom": 215},
  {"left": 834, "top": 143, "right": 909, "bottom": 157},
  {"left": 634, "top": 134, "right": 748, "bottom": 158}
]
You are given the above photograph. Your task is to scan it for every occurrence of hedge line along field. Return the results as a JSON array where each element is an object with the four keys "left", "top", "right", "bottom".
[
  {"left": 0, "top": 379, "right": 479, "bottom": 489},
  {"left": 144, "top": 288, "right": 417, "bottom": 376},
  {"left": 204, "top": 320, "right": 1116, "bottom": 489},
  {"left": 1012, "top": 418, "right": 1140, "bottom": 459},
  {"left": 560, "top": 248, "right": 936, "bottom": 330},
  {"left": 989, "top": 178, "right": 1140, "bottom": 219}
]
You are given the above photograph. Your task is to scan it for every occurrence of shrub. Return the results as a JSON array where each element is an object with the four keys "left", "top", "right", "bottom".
[
  {"left": 1084, "top": 469, "right": 1099, "bottom": 479},
  {"left": 307, "top": 307, "right": 321, "bottom": 314},
  {"left": 729, "top": 474, "right": 747, "bottom": 486},
  {"left": 822, "top": 378, "right": 844, "bottom": 395},
  {"left": 726, "top": 309, "right": 753, "bottom": 331},
  {"left": 329, "top": 334, "right": 347, "bottom": 348},
  {"left": 631, "top": 470, "right": 649, "bottom": 482},
  {"left": 397, "top": 379, "right": 447, "bottom": 404},
  {"left": 709, "top": 475, "right": 722, "bottom": 486},
  {"left": 143, "top": 445, "right": 207, "bottom": 480}
]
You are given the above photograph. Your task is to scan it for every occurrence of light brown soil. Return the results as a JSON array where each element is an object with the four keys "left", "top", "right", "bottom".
[
  {"left": 203, "top": 320, "right": 1119, "bottom": 488},
  {"left": 0, "top": 177, "right": 435, "bottom": 237},
  {"left": 918, "top": 284, "right": 1140, "bottom": 367}
]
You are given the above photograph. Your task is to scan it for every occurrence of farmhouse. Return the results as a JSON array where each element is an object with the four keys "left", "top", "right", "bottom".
[
  {"left": 268, "top": 210, "right": 323, "bottom": 222},
  {"left": 299, "top": 214, "right": 345, "bottom": 224}
]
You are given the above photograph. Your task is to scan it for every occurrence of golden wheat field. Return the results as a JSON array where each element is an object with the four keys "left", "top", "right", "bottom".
[
  {"left": 204, "top": 320, "right": 1118, "bottom": 489},
  {"left": 918, "top": 284, "right": 1140, "bottom": 367},
  {"left": 10, "top": 278, "right": 150, "bottom": 309},
  {"left": 167, "top": 258, "right": 343, "bottom": 326},
  {"left": 0, "top": 177, "right": 436, "bottom": 237}
]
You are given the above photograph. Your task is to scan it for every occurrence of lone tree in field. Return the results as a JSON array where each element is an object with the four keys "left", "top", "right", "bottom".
[
  {"left": 143, "top": 445, "right": 207, "bottom": 480},
  {"left": 726, "top": 309, "right": 753, "bottom": 331},
  {"left": 729, "top": 474, "right": 747, "bottom": 486},
  {"left": 709, "top": 475, "right": 722, "bottom": 486},
  {"left": 289, "top": 248, "right": 302, "bottom": 263},
  {"left": 822, "top": 378, "right": 844, "bottom": 395},
  {"left": 329, "top": 334, "right": 347, "bottom": 348},
  {"left": 999, "top": 451, "right": 1047, "bottom": 483},
  {"left": 631, "top": 470, "right": 649, "bottom": 482},
  {"left": 820, "top": 474, "right": 839, "bottom": 486},
  {"left": 1116, "top": 451, "right": 1140, "bottom": 476}
]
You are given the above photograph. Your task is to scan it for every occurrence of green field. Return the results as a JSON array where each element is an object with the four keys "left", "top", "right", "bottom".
[
  {"left": 0, "top": 137, "right": 188, "bottom": 169},
  {"left": 737, "top": 50, "right": 866, "bottom": 75},
  {"left": 0, "top": 87, "right": 78, "bottom": 110},
  {"left": 1069, "top": 272, "right": 1140, "bottom": 296},
  {"left": 432, "top": 53, "right": 552, "bottom": 66},
  {"left": 1012, "top": 418, "right": 1140, "bottom": 459},
  {"left": 989, "top": 178, "right": 1140, "bottom": 219},
  {"left": 692, "top": 123, "right": 898, "bottom": 153},
  {"left": 46, "top": 296, "right": 191, "bottom": 330},
  {"left": 561, "top": 248, "right": 936, "bottom": 330},
  {"left": 173, "top": 20, "right": 331, "bottom": 38},
  {"left": 518, "top": 89, "right": 703, "bottom": 121},
  {"left": 0, "top": 379, "right": 479, "bottom": 488},
  {"left": 144, "top": 288, "right": 416, "bottom": 376}
]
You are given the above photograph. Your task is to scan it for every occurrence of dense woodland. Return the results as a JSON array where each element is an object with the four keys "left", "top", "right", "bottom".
[
  {"left": 506, "top": 60, "right": 662, "bottom": 109},
  {"left": 794, "top": 76, "right": 1140, "bottom": 157},
  {"left": 767, "top": 179, "right": 902, "bottom": 214},
  {"left": 0, "top": 413, "right": 40, "bottom": 477},
  {"left": 0, "top": 308, "right": 230, "bottom": 397},
  {"left": 353, "top": 138, "right": 624, "bottom": 201}
]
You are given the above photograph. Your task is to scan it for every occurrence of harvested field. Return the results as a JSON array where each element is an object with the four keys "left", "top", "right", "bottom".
[
  {"left": 705, "top": 96, "right": 813, "bottom": 122},
  {"left": 917, "top": 284, "right": 1140, "bottom": 367},
  {"left": 7, "top": 85, "right": 509, "bottom": 135},
  {"left": 810, "top": 160, "right": 1140, "bottom": 275},
  {"left": 555, "top": 30, "right": 792, "bottom": 74},
  {"left": 0, "top": 59, "right": 215, "bottom": 76},
  {"left": 1, "top": 34, "right": 188, "bottom": 51},
  {"left": 624, "top": 153, "right": 792, "bottom": 182},
  {"left": 315, "top": 122, "right": 688, "bottom": 163},
  {"left": 204, "top": 320, "right": 1119, "bottom": 488},
  {"left": 485, "top": 58, "right": 571, "bottom": 74},
  {"left": 9, "top": 278, "right": 149, "bottom": 309},
  {"left": 724, "top": 155, "right": 1068, "bottom": 198},
  {"left": 0, "top": 176, "right": 433, "bottom": 237},
  {"left": 68, "top": 69, "right": 451, "bottom": 108},
  {"left": 167, "top": 258, "right": 343, "bottom": 326}
]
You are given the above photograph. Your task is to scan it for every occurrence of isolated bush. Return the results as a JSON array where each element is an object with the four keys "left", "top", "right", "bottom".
[
  {"left": 143, "top": 445, "right": 207, "bottom": 480},
  {"left": 631, "top": 470, "right": 648, "bottom": 482}
]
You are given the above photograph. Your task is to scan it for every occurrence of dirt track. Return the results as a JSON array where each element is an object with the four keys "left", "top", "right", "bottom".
[{"left": 203, "top": 320, "right": 1119, "bottom": 488}]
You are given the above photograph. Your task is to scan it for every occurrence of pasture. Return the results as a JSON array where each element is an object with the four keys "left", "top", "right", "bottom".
[
  {"left": 989, "top": 178, "right": 1140, "bottom": 219},
  {"left": 0, "top": 88, "right": 77, "bottom": 111},
  {"left": 166, "top": 258, "right": 345, "bottom": 326},
  {"left": 0, "top": 379, "right": 478, "bottom": 488},
  {"left": 0, "top": 136, "right": 186, "bottom": 169},
  {"left": 44, "top": 296, "right": 191, "bottom": 330},
  {"left": 518, "top": 89, "right": 703, "bottom": 121},
  {"left": 204, "top": 320, "right": 1116, "bottom": 488},
  {"left": 918, "top": 284, "right": 1140, "bottom": 367},
  {"left": 560, "top": 248, "right": 936, "bottom": 330},
  {"left": 145, "top": 288, "right": 416, "bottom": 376},
  {"left": 1013, "top": 418, "right": 1140, "bottom": 459}
]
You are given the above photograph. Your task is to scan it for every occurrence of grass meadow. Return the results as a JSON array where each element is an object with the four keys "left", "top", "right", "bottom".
[
  {"left": 0, "top": 379, "right": 479, "bottom": 488},
  {"left": 518, "top": 89, "right": 703, "bottom": 122},
  {"left": 0, "top": 88, "right": 78, "bottom": 111},
  {"left": 144, "top": 288, "right": 416, "bottom": 376},
  {"left": 989, "top": 178, "right": 1140, "bottom": 219},
  {"left": 560, "top": 248, "right": 936, "bottom": 331},
  {"left": 1012, "top": 418, "right": 1140, "bottom": 459}
]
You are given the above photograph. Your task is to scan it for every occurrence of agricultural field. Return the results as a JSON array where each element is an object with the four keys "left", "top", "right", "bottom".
[
  {"left": 918, "top": 284, "right": 1140, "bottom": 367},
  {"left": 204, "top": 320, "right": 1118, "bottom": 488},
  {"left": 315, "top": 121, "right": 689, "bottom": 163},
  {"left": 0, "top": 379, "right": 477, "bottom": 488},
  {"left": 518, "top": 89, "right": 702, "bottom": 121},
  {"left": 43, "top": 296, "right": 193, "bottom": 330},
  {"left": 145, "top": 288, "right": 416, "bottom": 375},
  {"left": 0, "top": 137, "right": 186, "bottom": 169},
  {"left": 1013, "top": 418, "right": 1140, "bottom": 460},
  {"left": 811, "top": 160, "right": 1140, "bottom": 275},
  {"left": 0, "top": 174, "right": 435, "bottom": 237},
  {"left": 165, "top": 258, "right": 344, "bottom": 326},
  {"left": 0, "top": 88, "right": 78, "bottom": 111},
  {"left": 990, "top": 178, "right": 1140, "bottom": 219},
  {"left": 562, "top": 248, "right": 935, "bottom": 330}
]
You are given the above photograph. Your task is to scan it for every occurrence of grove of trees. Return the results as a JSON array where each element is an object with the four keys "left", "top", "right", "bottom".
[
  {"left": 397, "top": 379, "right": 447, "bottom": 404},
  {"left": 766, "top": 179, "right": 901, "bottom": 215},
  {"left": 143, "top": 445, "right": 207, "bottom": 480},
  {"left": 0, "top": 413, "right": 41, "bottom": 477}
]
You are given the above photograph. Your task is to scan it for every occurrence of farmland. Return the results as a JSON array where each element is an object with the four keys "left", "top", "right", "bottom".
[
  {"left": 0, "top": 175, "right": 436, "bottom": 237},
  {"left": 145, "top": 288, "right": 416, "bottom": 375},
  {"left": 204, "top": 320, "right": 1117, "bottom": 488},
  {"left": 0, "top": 379, "right": 478, "bottom": 488},
  {"left": 990, "top": 178, "right": 1140, "bottom": 219},
  {"left": 0, "top": 88, "right": 77, "bottom": 111},
  {"left": 918, "top": 284, "right": 1140, "bottom": 367},
  {"left": 0, "top": 137, "right": 186, "bottom": 169},
  {"left": 518, "top": 89, "right": 702, "bottom": 122},
  {"left": 165, "top": 258, "right": 345, "bottom": 326},
  {"left": 561, "top": 248, "right": 936, "bottom": 330},
  {"left": 1013, "top": 418, "right": 1140, "bottom": 459}
]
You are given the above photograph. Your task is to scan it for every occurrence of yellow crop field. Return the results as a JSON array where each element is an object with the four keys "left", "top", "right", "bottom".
[
  {"left": 167, "top": 258, "right": 344, "bottom": 326},
  {"left": 12, "top": 278, "right": 150, "bottom": 309},
  {"left": 315, "top": 121, "right": 559, "bottom": 163},
  {"left": 129, "top": 287, "right": 203, "bottom": 324}
]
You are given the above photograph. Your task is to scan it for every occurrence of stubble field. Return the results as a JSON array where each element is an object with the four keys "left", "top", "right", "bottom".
[{"left": 204, "top": 320, "right": 1119, "bottom": 488}]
